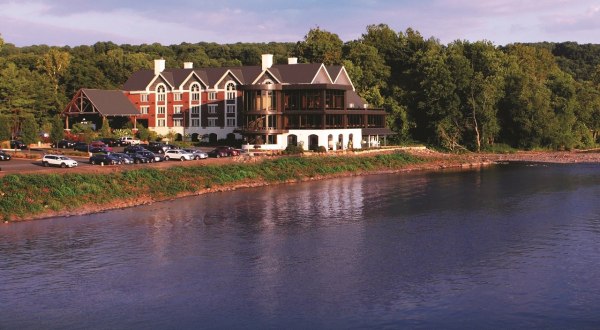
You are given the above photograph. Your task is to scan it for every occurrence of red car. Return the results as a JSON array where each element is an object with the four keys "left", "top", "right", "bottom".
[
  {"left": 208, "top": 146, "right": 240, "bottom": 158},
  {"left": 90, "top": 141, "right": 113, "bottom": 152}
]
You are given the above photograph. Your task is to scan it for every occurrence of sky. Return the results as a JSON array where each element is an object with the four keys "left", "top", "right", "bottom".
[{"left": 1, "top": 0, "right": 599, "bottom": 47}]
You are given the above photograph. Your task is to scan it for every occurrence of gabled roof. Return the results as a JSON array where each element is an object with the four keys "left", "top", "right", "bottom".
[
  {"left": 270, "top": 63, "right": 324, "bottom": 84},
  {"left": 123, "top": 70, "right": 155, "bottom": 91},
  {"left": 122, "top": 62, "right": 354, "bottom": 91},
  {"left": 63, "top": 89, "right": 140, "bottom": 116}
]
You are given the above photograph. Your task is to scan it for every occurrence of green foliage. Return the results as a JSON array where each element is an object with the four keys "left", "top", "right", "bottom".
[
  {"left": 0, "top": 115, "right": 11, "bottom": 140},
  {"left": 284, "top": 144, "right": 304, "bottom": 154},
  {"left": 20, "top": 115, "right": 39, "bottom": 146},
  {"left": 50, "top": 115, "right": 64, "bottom": 144},
  {"left": 295, "top": 27, "right": 343, "bottom": 65}
]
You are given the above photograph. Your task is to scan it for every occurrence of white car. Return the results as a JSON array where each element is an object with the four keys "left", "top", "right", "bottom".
[
  {"left": 42, "top": 155, "right": 78, "bottom": 168},
  {"left": 164, "top": 149, "right": 193, "bottom": 161},
  {"left": 118, "top": 136, "right": 141, "bottom": 145}
]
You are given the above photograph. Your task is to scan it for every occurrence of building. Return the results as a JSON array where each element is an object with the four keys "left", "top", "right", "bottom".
[{"left": 63, "top": 54, "right": 392, "bottom": 150}]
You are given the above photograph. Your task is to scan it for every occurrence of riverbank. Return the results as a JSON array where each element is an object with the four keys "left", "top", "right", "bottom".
[{"left": 1, "top": 148, "right": 599, "bottom": 222}]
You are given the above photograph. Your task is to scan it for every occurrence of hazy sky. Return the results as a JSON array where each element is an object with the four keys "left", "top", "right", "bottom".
[{"left": 1, "top": 0, "right": 599, "bottom": 47}]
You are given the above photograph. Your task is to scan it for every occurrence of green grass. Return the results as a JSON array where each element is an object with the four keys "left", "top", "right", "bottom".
[{"left": 0, "top": 151, "right": 422, "bottom": 221}]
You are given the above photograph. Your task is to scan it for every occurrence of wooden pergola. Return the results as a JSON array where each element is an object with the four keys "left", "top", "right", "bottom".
[{"left": 62, "top": 88, "right": 140, "bottom": 130}]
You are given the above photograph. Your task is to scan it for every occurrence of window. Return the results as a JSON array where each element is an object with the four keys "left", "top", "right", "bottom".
[
  {"left": 173, "top": 119, "right": 183, "bottom": 127},
  {"left": 157, "top": 119, "right": 166, "bottom": 127},
  {"left": 226, "top": 105, "right": 235, "bottom": 114},
  {"left": 157, "top": 106, "right": 166, "bottom": 115},
  {"left": 208, "top": 92, "right": 217, "bottom": 100},
  {"left": 174, "top": 105, "right": 182, "bottom": 114},
  {"left": 226, "top": 82, "right": 236, "bottom": 101},
  {"left": 140, "top": 106, "right": 149, "bottom": 114},
  {"left": 191, "top": 105, "right": 200, "bottom": 114},
  {"left": 140, "top": 94, "right": 149, "bottom": 102},
  {"left": 191, "top": 119, "right": 200, "bottom": 127},
  {"left": 208, "top": 105, "right": 217, "bottom": 114},
  {"left": 173, "top": 93, "right": 182, "bottom": 101},
  {"left": 157, "top": 85, "right": 166, "bottom": 102},
  {"left": 226, "top": 118, "right": 236, "bottom": 127},
  {"left": 208, "top": 118, "right": 217, "bottom": 127},
  {"left": 191, "top": 84, "right": 200, "bottom": 101}
]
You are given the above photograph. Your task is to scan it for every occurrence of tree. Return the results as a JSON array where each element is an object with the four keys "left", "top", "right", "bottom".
[
  {"left": 295, "top": 27, "right": 343, "bottom": 65},
  {"left": 0, "top": 115, "right": 10, "bottom": 141},
  {"left": 39, "top": 48, "right": 71, "bottom": 109},
  {"left": 50, "top": 115, "right": 64, "bottom": 149},
  {"left": 20, "top": 115, "right": 39, "bottom": 151}
]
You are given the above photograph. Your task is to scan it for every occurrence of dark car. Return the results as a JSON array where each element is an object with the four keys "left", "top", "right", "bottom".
[
  {"left": 147, "top": 143, "right": 178, "bottom": 154},
  {"left": 129, "top": 152, "right": 150, "bottom": 164},
  {"left": 89, "top": 153, "right": 122, "bottom": 165},
  {"left": 73, "top": 142, "right": 89, "bottom": 152},
  {"left": 89, "top": 146, "right": 112, "bottom": 153},
  {"left": 110, "top": 152, "right": 133, "bottom": 164},
  {"left": 124, "top": 145, "right": 147, "bottom": 154},
  {"left": 10, "top": 140, "right": 27, "bottom": 150},
  {"left": 208, "top": 146, "right": 240, "bottom": 158},
  {"left": 52, "top": 139, "right": 76, "bottom": 149},
  {"left": 100, "top": 137, "right": 120, "bottom": 147},
  {"left": 0, "top": 150, "right": 11, "bottom": 161},
  {"left": 137, "top": 150, "right": 164, "bottom": 162}
]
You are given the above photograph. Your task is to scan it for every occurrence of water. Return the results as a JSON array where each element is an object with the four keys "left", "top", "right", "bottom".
[{"left": 2, "top": 163, "right": 600, "bottom": 329}]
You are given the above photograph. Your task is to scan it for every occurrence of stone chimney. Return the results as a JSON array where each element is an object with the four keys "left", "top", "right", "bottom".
[
  {"left": 261, "top": 54, "right": 273, "bottom": 71},
  {"left": 288, "top": 57, "right": 298, "bottom": 65},
  {"left": 154, "top": 59, "right": 166, "bottom": 75},
  {"left": 183, "top": 62, "right": 193, "bottom": 69}
]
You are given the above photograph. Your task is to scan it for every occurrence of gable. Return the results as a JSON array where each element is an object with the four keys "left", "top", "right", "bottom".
[
  {"left": 334, "top": 67, "right": 355, "bottom": 91},
  {"left": 181, "top": 72, "right": 208, "bottom": 90},
  {"left": 148, "top": 75, "right": 173, "bottom": 91},
  {"left": 252, "top": 70, "right": 281, "bottom": 85},
  {"left": 215, "top": 71, "right": 242, "bottom": 89},
  {"left": 311, "top": 65, "right": 333, "bottom": 84}
]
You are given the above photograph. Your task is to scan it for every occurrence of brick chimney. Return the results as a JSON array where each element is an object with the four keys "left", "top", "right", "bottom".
[
  {"left": 288, "top": 57, "right": 298, "bottom": 65},
  {"left": 154, "top": 59, "right": 166, "bottom": 75},
  {"left": 261, "top": 54, "right": 273, "bottom": 71},
  {"left": 183, "top": 62, "right": 193, "bottom": 69}
]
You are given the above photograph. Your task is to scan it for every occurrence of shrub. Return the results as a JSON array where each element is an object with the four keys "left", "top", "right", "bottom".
[
  {"left": 284, "top": 144, "right": 304, "bottom": 155},
  {"left": 316, "top": 146, "right": 327, "bottom": 153}
]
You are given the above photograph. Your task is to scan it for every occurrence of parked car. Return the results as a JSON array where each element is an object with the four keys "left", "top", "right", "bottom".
[
  {"left": 100, "top": 137, "right": 120, "bottom": 147},
  {"left": 183, "top": 148, "right": 208, "bottom": 160},
  {"left": 208, "top": 146, "right": 240, "bottom": 158},
  {"left": 137, "top": 150, "right": 164, "bottom": 162},
  {"left": 118, "top": 136, "right": 141, "bottom": 145},
  {"left": 147, "top": 143, "right": 178, "bottom": 154},
  {"left": 124, "top": 145, "right": 147, "bottom": 154},
  {"left": 10, "top": 140, "right": 27, "bottom": 150},
  {"left": 90, "top": 141, "right": 113, "bottom": 152},
  {"left": 164, "top": 149, "right": 193, "bottom": 161},
  {"left": 89, "top": 146, "right": 112, "bottom": 153},
  {"left": 89, "top": 153, "right": 122, "bottom": 165},
  {"left": 52, "top": 139, "right": 76, "bottom": 149},
  {"left": 73, "top": 142, "right": 89, "bottom": 152},
  {"left": 129, "top": 152, "right": 151, "bottom": 164},
  {"left": 0, "top": 150, "right": 12, "bottom": 161},
  {"left": 42, "top": 154, "right": 78, "bottom": 168},
  {"left": 111, "top": 152, "right": 134, "bottom": 164}
]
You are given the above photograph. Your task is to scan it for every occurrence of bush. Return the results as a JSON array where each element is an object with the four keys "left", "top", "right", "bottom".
[
  {"left": 316, "top": 146, "right": 327, "bottom": 153},
  {"left": 284, "top": 144, "right": 304, "bottom": 155}
]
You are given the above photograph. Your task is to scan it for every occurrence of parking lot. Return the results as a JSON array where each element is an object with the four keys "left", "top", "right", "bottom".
[{"left": 0, "top": 146, "right": 243, "bottom": 176}]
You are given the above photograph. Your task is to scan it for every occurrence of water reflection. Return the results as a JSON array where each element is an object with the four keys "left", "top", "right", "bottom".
[{"left": 1, "top": 163, "right": 600, "bottom": 328}]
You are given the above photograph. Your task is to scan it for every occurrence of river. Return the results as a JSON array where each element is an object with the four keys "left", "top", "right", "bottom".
[{"left": 1, "top": 163, "right": 600, "bottom": 329}]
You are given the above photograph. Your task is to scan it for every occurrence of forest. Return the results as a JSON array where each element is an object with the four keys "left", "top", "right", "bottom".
[{"left": 1, "top": 24, "right": 600, "bottom": 151}]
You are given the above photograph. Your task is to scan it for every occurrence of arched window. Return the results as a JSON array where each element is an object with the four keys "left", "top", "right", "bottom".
[
  {"left": 226, "top": 82, "right": 236, "bottom": 101},
  {"left": 191, "top": 83, "right": 200, "bottom": 101},
  {"left": 157, "top": 85, "right": 166, "bottom": 102}
]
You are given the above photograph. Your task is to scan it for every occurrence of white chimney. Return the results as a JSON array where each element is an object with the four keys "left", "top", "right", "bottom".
[
  {"left": 261, "top": 54, "right": 273, "bottom": 71},
  {"left": 183, "top": 62, "right": 193, "bottom": 69},
  {"left": 288, "top": 57, "right": 298, "bottom": 65},
  {"left": 154, "top": 59, "right": 166, "bottom": 75}
]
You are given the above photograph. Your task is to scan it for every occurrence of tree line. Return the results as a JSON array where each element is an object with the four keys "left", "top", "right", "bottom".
[{"left": 1, "top": 24, "right": 600, "bottom": 151}]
